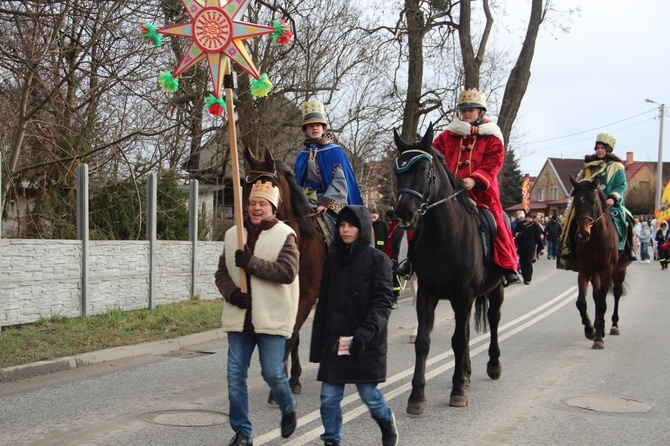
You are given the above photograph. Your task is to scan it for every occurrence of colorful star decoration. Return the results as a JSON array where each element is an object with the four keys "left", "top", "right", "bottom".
[{"left": 141, "top": 0, "right": 292, "bottom": 115}]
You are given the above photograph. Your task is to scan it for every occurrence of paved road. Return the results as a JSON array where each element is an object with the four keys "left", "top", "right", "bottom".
[{"left": 1, "top": 258, "right": 669, "bottom": 445}]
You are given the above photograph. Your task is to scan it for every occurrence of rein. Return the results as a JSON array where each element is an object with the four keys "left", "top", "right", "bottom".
[
  {"left": 282, "top": 212, "right": 319, "bottom": 223},
  {"left": 395, "top": 149, "right": 467, "bottom": 216}
]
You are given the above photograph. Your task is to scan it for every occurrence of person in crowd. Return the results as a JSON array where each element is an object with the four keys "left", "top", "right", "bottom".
[
  {"left": 432, "top": 88, "right": 520, "bottom": 286},
  {"left": 310, "top": 205, "right": 398, "bottom": 446},
  {"left": 650, "top": 217, "right": 659, "bottom": 260},
  {"left": 534, "top": 214, "right": 546, "bottom": 259},
  {"left": 511, "top": 210, "right": 525, "bottom": 233},
  {"left": 633, "top": 217, "right": 642, "bottom": 257},
  {"left": 558, "top": 133, "right": 637, "bottom": 268},
  {"left": 515, "top": 213, "right": 544, "bottom": 284},
  {"left": 383, "top": 209, "right": 403, "bottom": 308},
  {"left": 371, "top": 208, "right": 389, "bottom": 251},
  {"left": 656, "top": 220, "right": 670, "bottom": 270},
  {"left": 215, "top": 180, "right": 300, "bottom": 446},
  {"left": 544, "top": 214, "right": 562, "bottom": 260},
  {"left": 638, "top": 221, "right": 652, "bottom": 263},
  {"left": 294, "top": 100, "right": 363, "bottom": 244}
]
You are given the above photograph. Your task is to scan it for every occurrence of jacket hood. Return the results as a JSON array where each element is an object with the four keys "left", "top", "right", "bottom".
[{"left": 333, "top": 205, "right": 373, "bottom": 253}]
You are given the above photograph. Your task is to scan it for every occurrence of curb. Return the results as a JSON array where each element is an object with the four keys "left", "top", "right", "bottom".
[{"left": 0, "top": 328, "right": 226, "bottom": 384}]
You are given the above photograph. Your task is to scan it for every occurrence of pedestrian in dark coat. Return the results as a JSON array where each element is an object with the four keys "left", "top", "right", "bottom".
[
  {"left": 310, "top": 205, "right": 398, "bottom": 446},
  {"left": 515, "top": 213, "right": 544, "bottom": 284},
  {"left": 544, "top": 215, "right": 562, "bottom": 260}
]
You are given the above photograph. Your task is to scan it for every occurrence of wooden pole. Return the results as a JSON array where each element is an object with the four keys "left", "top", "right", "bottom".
[{"left": 224, "top": 59, "right": 248, "bottom": 292}]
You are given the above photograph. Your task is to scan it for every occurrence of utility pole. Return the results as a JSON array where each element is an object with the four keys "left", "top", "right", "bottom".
[{"left": 646, "top": 99, "right": 665, "bottom": 212}]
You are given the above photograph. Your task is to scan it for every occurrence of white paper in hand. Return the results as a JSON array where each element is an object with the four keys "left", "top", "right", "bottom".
[{"left": 337, "top": 336, "right": 353, "bottom": 356}]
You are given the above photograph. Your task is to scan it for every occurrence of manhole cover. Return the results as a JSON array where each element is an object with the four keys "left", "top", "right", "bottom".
[
  {"left": 140, "top": 410, "right": 229, "bottom": 427},
  {"left": 565, "top": 396, "right": 651, "bottom": 413}
]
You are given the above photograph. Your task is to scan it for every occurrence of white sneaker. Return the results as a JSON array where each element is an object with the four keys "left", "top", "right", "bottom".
[{"left": 647, "top": 260, "right": 651, "bottom": 264}]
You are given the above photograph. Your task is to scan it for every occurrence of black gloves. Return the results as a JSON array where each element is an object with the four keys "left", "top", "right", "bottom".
[
  {"left": 349, "top": 335, "right": 365, "bottom": 357},
  {"left": 229, "top": 288, "right": 251, "bottom": 309},
  {"left": 235, "top": 249, "right": 253, "bottom": 269}
]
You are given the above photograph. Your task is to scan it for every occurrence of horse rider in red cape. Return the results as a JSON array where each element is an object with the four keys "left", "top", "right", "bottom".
[{"left": 431, "top": 88, "right": 520, "bottom": 286}]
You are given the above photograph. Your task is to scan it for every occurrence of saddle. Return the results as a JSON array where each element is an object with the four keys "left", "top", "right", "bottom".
[{"left": 476, "top": 206, "right": 497, "bottom": 265}]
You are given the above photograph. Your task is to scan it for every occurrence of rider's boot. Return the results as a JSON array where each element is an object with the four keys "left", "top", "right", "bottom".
[{"left": 503, "top": 269, "right": 521, "bottom": 287}]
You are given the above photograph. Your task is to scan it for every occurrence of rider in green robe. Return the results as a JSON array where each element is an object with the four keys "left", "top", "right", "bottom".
[{"left": 557, "top": 133, "right": 637, "bottom": 271}]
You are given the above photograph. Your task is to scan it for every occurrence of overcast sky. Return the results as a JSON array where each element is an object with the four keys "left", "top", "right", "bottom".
[{"left": 496, "top": 0, "right": 669, "bottom": 177}]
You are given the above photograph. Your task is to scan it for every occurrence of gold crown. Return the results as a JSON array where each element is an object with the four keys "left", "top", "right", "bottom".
[
  {"left": 457, "top": 88, "right": 487, "bottom": 110},
  {"left": 249, "top": 180, "right": 280, "bottom": 209},
  {"left": 595, "top": 133, "right": 616, "bottom": 150},
  {"left": 300, "top": 100, "right": 328, "bottom": 127}
]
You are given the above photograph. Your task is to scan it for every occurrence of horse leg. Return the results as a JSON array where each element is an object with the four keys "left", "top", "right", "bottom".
[
  {"left": 591, "top": 274, "right": 609, "bottom": 349},
  {"left": 462, "top": 320, "right": 471, "bottom": 389},
  {"left": 486, "top": 286, "right": 504, "bottom": 380},
  {"left": 449, "top": 294, "right": 475, "bottom": 408},
  {"left": 289, "top": 334, "right": 302, "bottom": 393},
  {"left": 576, "top": 272, "right": 595, "bottom": 340},
  {"left": 610, "top": 269, "right": 626, "bottom": 335},
  {"left": 407, "top": 289, "right": 437, "bottom": 415}
]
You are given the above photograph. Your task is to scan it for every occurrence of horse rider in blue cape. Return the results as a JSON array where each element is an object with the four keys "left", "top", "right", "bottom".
[
  {"left": 294, "top": 100, "right": 363, "bottom": 244},
  {"left": 557, "top": 132, "right": 637, "bottom": 270}
]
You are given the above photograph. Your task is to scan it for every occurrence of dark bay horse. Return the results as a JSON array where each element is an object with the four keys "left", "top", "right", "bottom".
[
  {"left": 569, "top": 176, "right": 630, "bottom": 349},
  {"left": 243, "top": 148, "right": 327, "bottom": 397},
  {"left": 393, "top": 125, "right": 505, "bottom": 414}
]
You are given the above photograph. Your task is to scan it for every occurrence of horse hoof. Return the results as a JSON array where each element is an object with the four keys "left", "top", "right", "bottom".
[
  {"left": 610, "top": 327, "right": 620, "bottom": 336},
  {"left": 592, "top": 341, "right": 605, "bottom": 350},
  {"left": 291, "top": 383, "right": 302, "bottom": 395},
  {"left": 463, "top": 376, "right": 471, "bottom": 388},
  {"left": 406, "top": 401, "right": 426, "bottom": 415},
  {"left": 449, "top": 395, "right": 468, "bottom": 407},
  {"left": 585, "top": 328, "right": 596, "bottom": 341},
  {"left": 487, "top": 364, "right": 502, "bottom": 380}
]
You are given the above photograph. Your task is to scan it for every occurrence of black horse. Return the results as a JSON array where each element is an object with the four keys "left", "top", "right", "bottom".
[
  {"left": 393, "top": 124, "right": 505, "bottom": 414},
  {"left": 569, "top": 176, "right": 630, "bottom": 349}
]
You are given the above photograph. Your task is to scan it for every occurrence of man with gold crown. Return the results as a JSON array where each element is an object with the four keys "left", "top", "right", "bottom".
[
  {"left": 431, "top": 88, "right": 521, "bottom": 286},
  {"left": 215, "top": 180, "right": 300, "bottom": 445},
  {"left": 557, "top": 133, "right": 637, "bottom": 269},
  {"left": 294, "top": 100, "right": 363, "bottom": 243}
]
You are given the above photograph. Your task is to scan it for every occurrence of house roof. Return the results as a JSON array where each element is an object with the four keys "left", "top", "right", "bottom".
[{"left": 547, "top": 158, "right": 584, "bottom": 195}]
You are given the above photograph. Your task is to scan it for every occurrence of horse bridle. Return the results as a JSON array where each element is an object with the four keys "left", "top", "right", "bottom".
[
  {"left": 394, "top": 149, "right": 465, "bottom": 216},
  {"left": 576, "top": 189, "right": 607, "bottom": 228}
]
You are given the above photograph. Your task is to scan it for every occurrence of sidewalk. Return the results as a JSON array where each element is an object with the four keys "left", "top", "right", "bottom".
[{"left": 0, "top": 328, "right": 226, "bottom": 384}]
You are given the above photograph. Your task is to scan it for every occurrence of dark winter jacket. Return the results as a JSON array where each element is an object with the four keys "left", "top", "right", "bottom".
[
  {"left": 515, "top": 220, "right": 544, "bottom": 257},
  {"left": 544, "top": 219, "right": 562, "bottom": 242},
  {"left": 309, "top": 205, "right": 394, "bottom": 384},
  {"left": 372, "top": 218, "right": 389, "bottom": 250}
]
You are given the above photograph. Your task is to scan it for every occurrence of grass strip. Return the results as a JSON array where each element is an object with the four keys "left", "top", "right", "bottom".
[{"left": 0, "top": 299, "right": 223, "bottom": 368}]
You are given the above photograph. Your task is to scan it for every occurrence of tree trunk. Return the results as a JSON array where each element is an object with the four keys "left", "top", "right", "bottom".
[
  {"left": 401, "top": 0, "right": 426, "bottom": 140},
  {"left": 497, "top": 0, "right": 544, "bottom": 148}
]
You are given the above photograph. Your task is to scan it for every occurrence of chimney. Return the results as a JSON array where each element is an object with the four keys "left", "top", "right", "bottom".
[{"left": 626, "top": 152, "right": 634, "bottom": 164}]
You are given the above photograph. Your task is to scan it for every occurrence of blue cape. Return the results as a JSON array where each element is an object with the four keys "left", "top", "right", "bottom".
[{"left": 294, "top": 143, "right": 363, "bottom": 205}]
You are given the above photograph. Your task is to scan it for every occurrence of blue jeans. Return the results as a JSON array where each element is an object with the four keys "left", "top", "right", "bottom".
[
  {"left": 547, "top": 239, "right": 558, "bottom": 258},
  {"left": 320, "top": 382, "right": 393, "bottom": 444},
  {"left": 227, "top": 332, "right": 295, "bottom": 437},
  {"left": 640, "top": 242, "right": 649, "bottom": 260}
]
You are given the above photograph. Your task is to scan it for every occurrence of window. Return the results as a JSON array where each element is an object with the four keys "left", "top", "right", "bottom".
[
  {"left": 550, "top": 186, "right": 558, "bottom": 201},
  {"left": 537, "top": 189, "right": 544, "bottom": 201}
]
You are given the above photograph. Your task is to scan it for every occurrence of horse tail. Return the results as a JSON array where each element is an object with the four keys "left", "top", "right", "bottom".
[{"left": 474, "top": 294, "right": 489, "bottom": 333}]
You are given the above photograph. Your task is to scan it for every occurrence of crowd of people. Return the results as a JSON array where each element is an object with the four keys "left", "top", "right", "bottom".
[{"left": 214, "top": 93, "right": 669, "bottom": 446}]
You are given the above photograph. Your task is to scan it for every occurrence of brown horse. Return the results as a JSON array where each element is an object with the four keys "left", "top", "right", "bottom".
[
  {"left": 569, "top": 176, "right": 630, "bottom": 349},
  {"left": 243, "top": 148, "right": 327, "bottom": 396}
]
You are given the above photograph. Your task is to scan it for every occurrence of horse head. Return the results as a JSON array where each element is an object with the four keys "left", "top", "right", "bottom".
[
  {"left": 569, "top": 175, "right": 605, "bottom": 242},
  {"left": 243, "top": 147, "right": 284, "bottom": 211},
  {"left": 393, "top": 123, "right": 435, "bottom": 229}
]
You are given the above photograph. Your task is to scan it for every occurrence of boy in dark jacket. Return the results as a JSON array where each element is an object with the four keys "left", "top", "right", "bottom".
[{"left": 310, "top": 205, "right": 398, "bottom": 446}]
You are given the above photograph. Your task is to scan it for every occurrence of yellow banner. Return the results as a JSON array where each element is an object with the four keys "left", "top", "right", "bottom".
[{"left": 656, "top": 180, "right": 670, "bottom": 223}]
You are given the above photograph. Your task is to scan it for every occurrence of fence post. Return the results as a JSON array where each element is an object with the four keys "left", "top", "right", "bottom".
[
  {"left": 189, "top": 180, "right": 199, "bottom": 299},
  {"left": 77, "top": 164, "right": 89, "bottom": 316},
  {"left": 147, "top": 172, "right": 157, "bottom": 310},
  {"left": 1, "top": 152, "right": 2, "bottom": 332}
]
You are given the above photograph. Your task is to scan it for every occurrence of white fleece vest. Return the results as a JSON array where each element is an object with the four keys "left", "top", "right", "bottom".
[{"left": 222, "top": 223, "right": 299, "bottom": 338}]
